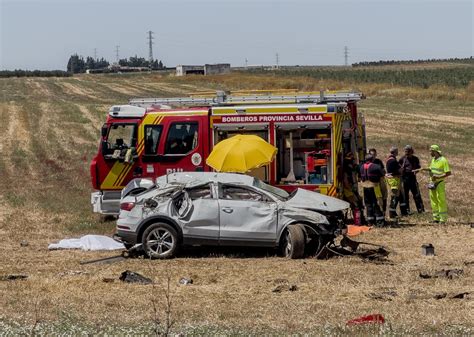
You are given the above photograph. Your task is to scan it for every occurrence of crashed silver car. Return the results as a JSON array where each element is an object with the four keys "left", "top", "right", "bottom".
[{"left": 115, "top": 172, "right": 349, "bottom": 259}]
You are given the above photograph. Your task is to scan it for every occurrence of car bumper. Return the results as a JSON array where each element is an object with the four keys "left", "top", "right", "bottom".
[{"left": 114, "top": 230, "right": 138, "bottom": 245}]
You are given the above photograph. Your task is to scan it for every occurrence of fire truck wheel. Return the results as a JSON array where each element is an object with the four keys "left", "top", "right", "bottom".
[
  {"left": 280, "top": 225, "right": 305, "bottom": 259},
  {"left": 142, "top": 223, "right": 179, "bottom": 259}
]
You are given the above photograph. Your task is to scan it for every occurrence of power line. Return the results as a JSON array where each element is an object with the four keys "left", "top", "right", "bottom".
[
  {"left": 115, "top": 45, "right": 120, "bottom": 63},
  {"left": 344, "top": 46, "right": 349, "bottom": 66},
  {"left": 147, "top": 31, "right": 154, "bottom": 66}
]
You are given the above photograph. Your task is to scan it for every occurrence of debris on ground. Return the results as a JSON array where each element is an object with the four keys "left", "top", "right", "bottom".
[
  {"left": 358, "top": 247, "right": 390, "bottom": 261},
  {"left": 434, "top": 292, "right": 471, "bottom": 300},
  {"left": 48, "top": 235, "right": 125, "bottom": 251},
  {"left": 20, "top": 240, "right": 29, "bottom": 247},
  {"left": 346, "top": 225, "right": 372, "bottom": 237},
  {"left": 316, "top": 236, "right": 392, "bottom": 265},
  {"left": 419, "top": 269, "right": 463, "bottom": 279},
  {"left": 179, "top": 277, "right": 193, "bottom": 285},
  {"left": 346, "top": 314, "right": 385, "bottom": 325},
  {"left": 434, "top": 293, "right": 447, "bottom": 300},
  {"left": 272, "top": 284, "right": 298, "bottom": 293},
  {"left": 421, "top": 243, "right": 435, "bottom": 256},
  {"left": 102, "top": 277, "right": 115, "bottom": 283},
  {"left": 119, "top": 270, "right": 152, "bottom": 284},
  {"left": 451, "top": 292, "right": 470, "bottom": 299},
  {"left": 0, "top": 274, "right": 28, "bottom": 281}
]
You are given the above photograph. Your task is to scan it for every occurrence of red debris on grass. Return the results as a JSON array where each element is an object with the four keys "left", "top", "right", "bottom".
[{"left": 347, "top": 314, "right": 385, "bottom": 325}]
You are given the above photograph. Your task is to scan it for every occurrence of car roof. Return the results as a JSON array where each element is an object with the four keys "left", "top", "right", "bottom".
[{"left": 155, "top": 172, "right": 256, "bottom": 187}]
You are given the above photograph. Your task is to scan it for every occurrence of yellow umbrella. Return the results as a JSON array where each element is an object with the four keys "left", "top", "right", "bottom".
[{"left": 206, "top": 134, "right": 277, "bottom": 173}]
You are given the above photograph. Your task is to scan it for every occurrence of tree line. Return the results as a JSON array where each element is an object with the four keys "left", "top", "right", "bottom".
[
  {"left": 67, "top": 54, "right": 110, "bottom": 73},
  {"left": 0, "top": 70, "right": 71, "bottom": 78},
  {"left": 352, "top": 57, "right": 473, "bottom": 67},
  {"left": 66, "top": 54, "right": 165, "bottom": 73},
  {"left": 250, "top": 65, "right": 473, "bottom": 88}
]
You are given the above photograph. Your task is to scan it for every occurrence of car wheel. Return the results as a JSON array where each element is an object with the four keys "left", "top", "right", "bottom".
[
  {"left": 305, "top": 234, "right": 333, "bottom": 256},
  {"left": 142, "top": 223, "right": 179, "bottom": 259},
  {"left": 281, "top": 225, "right": 305, "bottom": 259}
]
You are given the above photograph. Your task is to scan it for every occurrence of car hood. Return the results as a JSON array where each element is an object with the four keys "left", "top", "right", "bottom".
[{"left": 284, "top": 188, "right": 350, "bottom": 212}]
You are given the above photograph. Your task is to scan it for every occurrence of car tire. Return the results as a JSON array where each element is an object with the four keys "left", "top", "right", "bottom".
[
  {"left": 305, "top": 234, "right": 333, "bottom": 257},
  {"left": 281, "top": 225, "right": 305, "bottom": 259},
  {"left": 142, "top": 223, "right": 179, "bottom": 259}
]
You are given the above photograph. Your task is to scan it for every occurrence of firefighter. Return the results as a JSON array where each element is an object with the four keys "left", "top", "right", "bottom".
[
  {"left": 399, "top": 145, "right": 424, "bottom": 214},
  {"left": 418, "top": 145, "right": 451, "bottom": 224},
  {"left": 360, "top": 154, "right": 385, "bottom": 226},
  {"left": 385, "top": 146, "right": 408, "bottom": 219},
  {"left": 342, "top": 152, "right": 365, "bottom": 225},
  {"left": 368, "top": 148, "right": 387, "bottom": 214}
]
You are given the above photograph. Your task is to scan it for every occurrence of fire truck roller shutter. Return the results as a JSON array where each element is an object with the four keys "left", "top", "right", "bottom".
[
  {"left": 213, "top": 123, "right": 270, "bottom": 181},
  {"left": 275, "top": 123, "right": 332, "bottom": 185}
]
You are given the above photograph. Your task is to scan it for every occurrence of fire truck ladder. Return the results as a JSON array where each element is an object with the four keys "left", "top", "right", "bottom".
[{"left": 129, "top": 90, "right": 364, "bottom": 107}]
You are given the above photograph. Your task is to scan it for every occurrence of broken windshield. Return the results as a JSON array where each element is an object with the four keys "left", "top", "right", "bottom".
[{"left": 253, "top": 178, "right": 289, "bottom": 201}]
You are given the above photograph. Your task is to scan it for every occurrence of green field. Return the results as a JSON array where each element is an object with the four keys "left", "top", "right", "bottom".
[{"left": 0, "top": 68, "right": 473, "bottom": 335}]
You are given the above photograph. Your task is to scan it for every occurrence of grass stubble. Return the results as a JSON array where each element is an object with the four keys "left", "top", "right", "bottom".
[{"left": 0, "top": 71, "right": 473, "bottom": 335}]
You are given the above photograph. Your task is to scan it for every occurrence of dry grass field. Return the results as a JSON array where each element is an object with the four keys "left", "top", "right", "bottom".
[{"left": 0, "top": 70, "right": 473, "bottom": 335}]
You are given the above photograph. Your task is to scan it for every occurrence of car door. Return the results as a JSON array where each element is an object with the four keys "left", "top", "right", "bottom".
[
  {"left": 218, "top": 183, "right": 277, "bottom": 246},
  {"left": 178, "top": 183, "right": 219, "bottom": 245}
]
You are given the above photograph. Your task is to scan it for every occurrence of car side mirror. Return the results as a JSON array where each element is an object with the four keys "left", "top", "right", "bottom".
[{"left": 101, "top": 125, "right": 108, "bottom": 138}]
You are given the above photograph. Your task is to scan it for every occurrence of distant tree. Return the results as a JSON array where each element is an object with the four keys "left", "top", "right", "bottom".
[
  {"left": 85, "top": 56, "right": 96, "bottom": 70},
  {"left": 118, "top": 58, "right": 129, "bottom": 66},
  {"left": 67, "top": 54, "right": 86, "bottom": 73},
  {"left": 151, "top": 59, "right": 164, "bottom": 69},
  {"left": 96, "top": 57, "right": 110, "bottom": 69}
]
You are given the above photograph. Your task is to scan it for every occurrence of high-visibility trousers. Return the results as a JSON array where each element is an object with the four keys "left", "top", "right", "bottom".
[
  {"left": 386, "top": 176, "right": 400, "bottom": 192},
  {"left": 386, "top": 176, "right": 408, "bottom": 217},
  {"left": 430, "top": 180, "right": 447, "bottom": 222}
]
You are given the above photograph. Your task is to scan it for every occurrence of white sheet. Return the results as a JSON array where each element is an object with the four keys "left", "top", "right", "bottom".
[{"left": 48, "top": 235, "right": 125, "bottom": 251}]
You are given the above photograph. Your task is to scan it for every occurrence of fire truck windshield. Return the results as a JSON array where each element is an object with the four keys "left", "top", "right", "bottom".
[{"left": 103, "top": 123, "right": 137, "bottom": 156}]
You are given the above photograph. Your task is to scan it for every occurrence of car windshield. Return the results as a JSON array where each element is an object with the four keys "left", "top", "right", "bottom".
[{"left": 253, "top": 178, "right": 289, "bottom": 201}]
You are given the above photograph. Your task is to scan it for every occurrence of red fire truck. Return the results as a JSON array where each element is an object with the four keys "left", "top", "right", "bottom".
[{"left": 90, "top": 90, "right": 366, "bottom": 215}]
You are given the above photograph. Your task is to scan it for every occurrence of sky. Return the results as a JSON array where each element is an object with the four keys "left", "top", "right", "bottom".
[{"left": 1, "top": 0, "right": 473, "bottom": 70}]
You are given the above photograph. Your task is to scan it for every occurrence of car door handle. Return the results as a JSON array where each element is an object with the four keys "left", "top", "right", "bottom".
[{"left": 222, "top": 207, "right": 233, "bottom": 214}]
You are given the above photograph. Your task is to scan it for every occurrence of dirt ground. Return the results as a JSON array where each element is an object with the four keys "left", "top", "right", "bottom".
[{"left": 0, "top": 73, "right": 473, "bottom": 334}]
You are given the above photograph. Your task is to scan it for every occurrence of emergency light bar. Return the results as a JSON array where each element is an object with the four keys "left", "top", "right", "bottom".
[{"left": 109, "top": 105, "right": 147, "bottom": 118}]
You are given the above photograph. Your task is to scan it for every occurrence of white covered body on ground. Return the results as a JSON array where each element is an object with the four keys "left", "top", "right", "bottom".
[{"left": 48, "top": 235, "right": 125, "bottom": 251}]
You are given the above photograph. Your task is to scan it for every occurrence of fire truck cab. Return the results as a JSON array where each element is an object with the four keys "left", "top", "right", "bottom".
[{"left": 90, "top": 90, "right": 366, "bottom": 215}]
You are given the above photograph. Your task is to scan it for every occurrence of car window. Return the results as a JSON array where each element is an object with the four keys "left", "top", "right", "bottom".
[
  {"left": 164, "top": 122, "right": 199, "bottom": 155},
  {"left": 144, "top": 125, "right": 163, "bottom": 155},
  {"left": 220, "top": 185, "right": 268, "bottom": 202},
  {"left": 186, "top": 184, "right": 212, "bottom": 200},
  {"left": 253, "top": 178, "right": 289, "bottom": 201}
]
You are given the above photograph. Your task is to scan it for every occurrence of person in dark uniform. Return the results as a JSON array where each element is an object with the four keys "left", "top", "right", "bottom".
[
  {"left": 368, "top": 148, "right": 387, "bottom": 215},
  {"left": 342, "top": 152, "right": 365, "bottom": 225},
  {"left": 399, "top": 145, "right": 425, "bottom": 214},
  {"left": 386, "top": 146, "right": 408, "bottom": 219},
  {"left": 360, "top": 154, "right": 385, "bottom": 226}
]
